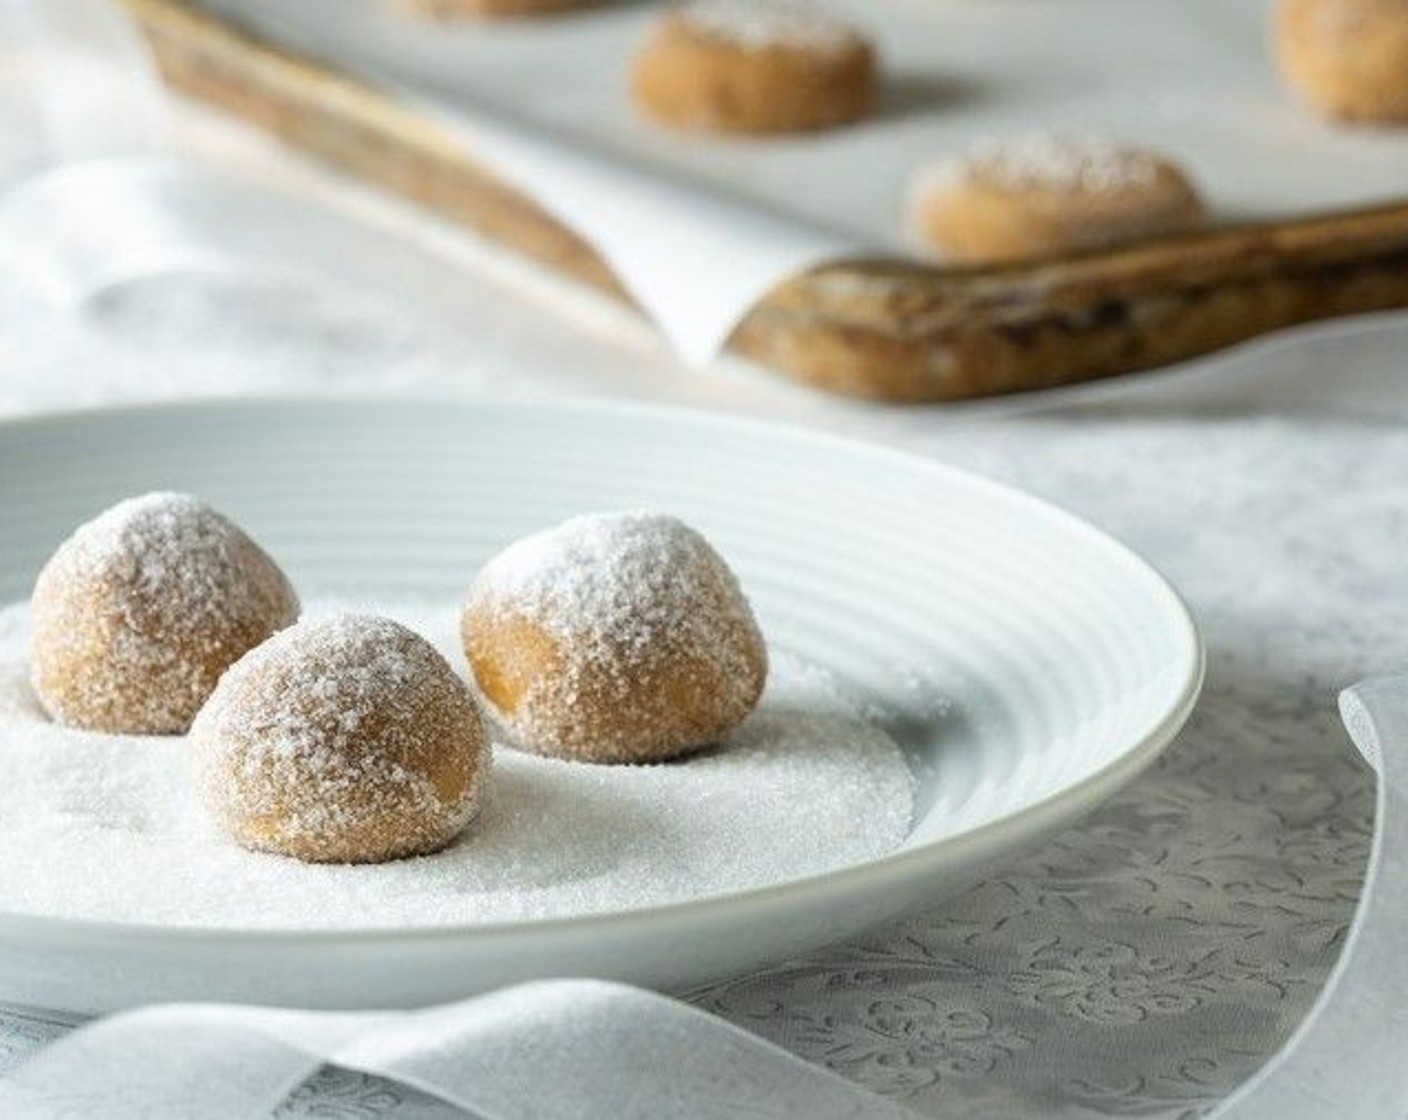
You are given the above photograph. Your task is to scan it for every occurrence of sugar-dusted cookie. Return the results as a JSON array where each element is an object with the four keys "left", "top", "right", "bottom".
[
  {"left": 1276, "top": 0, "right": 1408, "bottom": 123},
  {"left": 463, "top": 512, "right": 767, "bottom": 763},
  {"left": 633, "top": 1, "right": 877, "bottom": 134},
  {"left": 193, "top": 615, "right": 489, "bottom": 863},
  {"left": 30, "top": 492, "right": 299, "bottom": 735},
  {"left": 910, "top": 136, "right": 1205, "bottom": 264}
]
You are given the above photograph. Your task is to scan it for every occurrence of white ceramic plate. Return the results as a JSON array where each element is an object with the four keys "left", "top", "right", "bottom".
[{"left": 0, "top": 400, "right": 1201, "bottom": 1013}]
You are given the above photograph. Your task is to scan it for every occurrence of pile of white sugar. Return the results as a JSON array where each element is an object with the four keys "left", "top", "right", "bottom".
[{"left": 0, "top": 598, "right": 914, "bottom": 930}]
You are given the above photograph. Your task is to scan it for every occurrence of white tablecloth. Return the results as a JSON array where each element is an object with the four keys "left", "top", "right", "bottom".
[{"left": 1, "top": 90, "right": 1404, "bottom": 1115}]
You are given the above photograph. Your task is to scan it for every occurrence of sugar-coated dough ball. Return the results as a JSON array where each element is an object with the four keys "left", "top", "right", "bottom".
[
  {"left": 1276, "top": 0, "right": 1408, "bottom": 123},
  {"left": 633, "top": 0, "right": 877, "bottom": 134},
  {"left": 462, "top": 512, "right": 768, "bottom": 764},
  {"left": 193, "top": 615, "right": 489, "bottom": 864},
  {"left": 30, "top": 492, "right": 299, "bottom": 735},
  {"left": 911, "top": 136, "right": 1206, "bottom": 264},
  {"left": 393, "top": 0, "right": 601, "bottom": 17}
]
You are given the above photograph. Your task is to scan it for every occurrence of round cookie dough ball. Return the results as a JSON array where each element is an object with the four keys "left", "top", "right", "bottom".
[
  {"left": 394, "top": 0, "right": 601, "bottom": 18},
  {"left": 193, "top": 615, "right": 489, "bottom": 864},
  {"left": 30, "top": 492, "right": 299, "bottom": 735},
  {"left": 462, "top": 512, "right": 768, "bottom": 764},
  {"left": 1275, "top": 0, "right": 1408, "bottom": 123},
  {"left": 910, "top": 136, "right": 1206, "bottom": 264},
  {"left": 632, "top": 0, "right": 877, "bottom": 134}
]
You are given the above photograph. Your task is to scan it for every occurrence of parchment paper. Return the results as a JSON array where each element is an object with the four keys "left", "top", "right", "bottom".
[{"left": 200, "top": 0, "right": 1408, "bottom": 249}]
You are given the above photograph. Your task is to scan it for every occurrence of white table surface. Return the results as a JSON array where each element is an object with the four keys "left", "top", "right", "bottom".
[{"left": 1, "top": 87, "right": 1405, "bottom": 1117}]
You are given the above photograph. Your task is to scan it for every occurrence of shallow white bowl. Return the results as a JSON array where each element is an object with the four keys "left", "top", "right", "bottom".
[{"left": 0, "top": 399, "right": 1201, "bottom": 1013}]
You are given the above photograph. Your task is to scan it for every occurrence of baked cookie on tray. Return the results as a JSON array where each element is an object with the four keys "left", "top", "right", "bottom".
[
  {"left": 633, "top": 0, "right": 877, "bottom": 134},
  {"left": 910, "top": 136, "right": 1205, "bottom": 263}
]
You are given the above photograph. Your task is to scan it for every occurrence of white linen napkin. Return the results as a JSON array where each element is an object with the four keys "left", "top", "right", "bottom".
[
  {"left": 0, "top": 0, "right": 165, "bottom": 178},
  {"left": 0, "top": 0, "right": 862, "bottom": 367}
]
